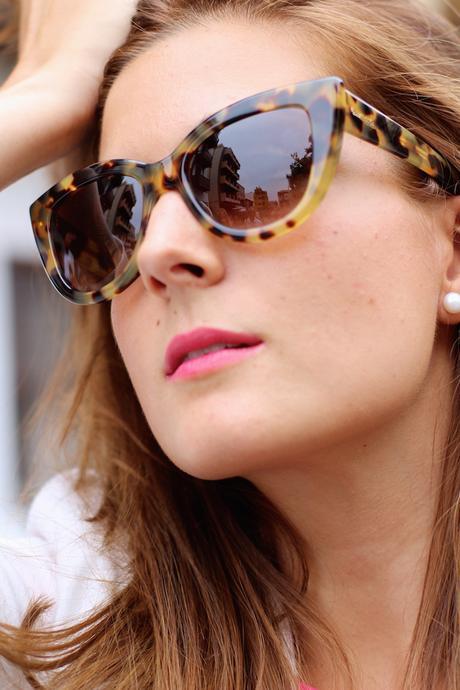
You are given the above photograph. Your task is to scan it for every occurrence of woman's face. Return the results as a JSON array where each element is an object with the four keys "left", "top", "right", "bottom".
[{"left": 101, "top": 18, "right": 454, "bottom": 481}]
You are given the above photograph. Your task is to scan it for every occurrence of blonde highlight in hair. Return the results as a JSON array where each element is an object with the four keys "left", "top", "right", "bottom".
[{"left": 1, "top": 1, "right": 459, "bottom": 688}]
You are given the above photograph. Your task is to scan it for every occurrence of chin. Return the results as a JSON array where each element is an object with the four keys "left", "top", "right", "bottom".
[
  {"left": 151, "top": 417, "right": 278, "bottom": 481},
  {"left": 168, "top": 455, "right": 241, "bottom": 482},
  {"left": 159, "top": 439, "right": 248, "bottom": 482}
]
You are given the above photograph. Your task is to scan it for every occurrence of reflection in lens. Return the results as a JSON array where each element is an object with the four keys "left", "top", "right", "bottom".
[
  {"left": 186, "top": 107, "right": 313, "bottom": 230},
  {"left": 50, "top": 174, "right": 143, "bottom": 292}
]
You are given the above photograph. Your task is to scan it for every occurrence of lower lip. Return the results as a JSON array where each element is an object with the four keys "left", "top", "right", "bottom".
[{"left": 167, "top": 343, "right": 265, "bottom": 381}]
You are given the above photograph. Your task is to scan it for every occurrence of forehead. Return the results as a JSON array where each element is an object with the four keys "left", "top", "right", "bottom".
[{"left": 99, "top": 18, "right": 327, "bottom": 161}]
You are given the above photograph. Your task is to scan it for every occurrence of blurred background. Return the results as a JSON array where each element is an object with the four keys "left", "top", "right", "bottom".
[{"left": 0, "top": 0, "right": 458, "bottom": 538}]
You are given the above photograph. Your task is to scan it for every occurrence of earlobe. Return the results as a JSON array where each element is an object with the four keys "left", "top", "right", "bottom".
[{"left": 438, "top": 198, "right": 460, "bottom": 325}]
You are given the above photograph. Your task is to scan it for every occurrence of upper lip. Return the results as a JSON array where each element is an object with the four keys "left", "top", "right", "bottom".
[{"left": 165, "top": 327, "right": 263, "bottom": 375}]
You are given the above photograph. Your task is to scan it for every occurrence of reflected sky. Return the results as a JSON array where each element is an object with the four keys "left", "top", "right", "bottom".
[{"left": 218, "top": 107, "right": 311, "bottom": 201}]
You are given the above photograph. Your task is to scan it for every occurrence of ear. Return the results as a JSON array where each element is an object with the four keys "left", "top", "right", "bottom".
[{"left": 438, "top": 195, "right": 460, "bottom": 326}]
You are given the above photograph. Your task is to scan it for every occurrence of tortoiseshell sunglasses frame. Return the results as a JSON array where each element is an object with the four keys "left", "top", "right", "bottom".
[{"left": 30, "top": 75, "right": 460, "bottom": 306}]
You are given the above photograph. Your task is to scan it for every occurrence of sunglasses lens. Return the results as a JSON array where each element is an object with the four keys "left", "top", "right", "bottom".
[
  {"left": 49, "top": 174, "right": 143, "bottom": 292},
  {"left": 186, "top": 107, "right": 313, "bottom": 230}
]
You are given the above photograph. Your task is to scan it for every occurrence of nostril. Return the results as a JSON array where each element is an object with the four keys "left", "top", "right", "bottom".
[
  {"left": 150, "top": 275, "right": 166, "bottom": 290},
  {"left": 174, "top": 263, "right": 204, "bottom": 278},
  {"left": 147, "top": 264, "right": 205, "bottom": 292}
]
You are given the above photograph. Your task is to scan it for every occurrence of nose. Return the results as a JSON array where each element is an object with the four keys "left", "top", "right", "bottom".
[{"left": 135, "top": 190, "right": 226, "bottom": 296}]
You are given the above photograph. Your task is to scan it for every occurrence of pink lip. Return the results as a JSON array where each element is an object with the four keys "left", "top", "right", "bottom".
[
  {"left": 165, "top": 327, "right": 264, "bottom": 378},
  {"left": 168, "top": 342, "right": 265, "bottom": 381}
]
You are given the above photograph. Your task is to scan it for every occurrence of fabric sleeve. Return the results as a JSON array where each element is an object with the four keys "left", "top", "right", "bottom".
[{"left": 0, "top": 468, "right": 130, "bottom": 688}]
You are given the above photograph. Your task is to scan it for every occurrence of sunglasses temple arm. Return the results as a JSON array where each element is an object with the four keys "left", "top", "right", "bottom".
[{"left": 343, "top": 89, "right": 459, "bottom": 195}]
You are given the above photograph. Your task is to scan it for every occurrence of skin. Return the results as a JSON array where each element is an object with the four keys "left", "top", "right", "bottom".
[
  {"left": 101, "top": 17, "right": 460, "bottom": 690},
  {"left": 0, "top": 0, "right": 137, "bottom": 190}
]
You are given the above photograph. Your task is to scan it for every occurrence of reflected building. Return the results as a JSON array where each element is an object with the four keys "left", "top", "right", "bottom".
[
  {"left": 189, "top": 121, "right": 313, "bottom": 228},
  {"left": 277, "top": 189, "right": 291, "bottom": 211},
  {"left": 192, "top": 136, "right": 254, "bottom": 226},
  {"left": 106, "top": 181, "right": 138, "bottom": 257},
  {"left": 253, "top": 186, "right": 270, "bottom": 216},
  {"left": 188, "top": 131, "right": 217, "bottom": 212},
  {"left": 209, "top": 144, "right": 247, "bottom": 224}
]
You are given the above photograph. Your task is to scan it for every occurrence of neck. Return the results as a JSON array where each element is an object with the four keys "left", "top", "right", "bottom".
[{"left": 247, "top": 337, "right": 454, "bottom": 690}]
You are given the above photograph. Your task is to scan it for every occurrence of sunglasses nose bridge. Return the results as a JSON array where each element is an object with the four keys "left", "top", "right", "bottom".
[
  {"left": 148, "top": 154, "right": 180, "bottom": 195},
  {"left": 161, "top": 153, "right": 177, "bottom": 179}
]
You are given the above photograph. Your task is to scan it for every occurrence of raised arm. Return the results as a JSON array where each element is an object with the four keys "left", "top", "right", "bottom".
[{"left": 0, "top": 0, "right": 138, "bottom": 191}]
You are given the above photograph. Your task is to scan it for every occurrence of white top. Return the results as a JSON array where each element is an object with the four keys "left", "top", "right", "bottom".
[
  {"left": 0, "top": 469, "right": 297, "bottom": 688},
  {"left": 0, "top": 468, "right": 129, "bottom": 688}
]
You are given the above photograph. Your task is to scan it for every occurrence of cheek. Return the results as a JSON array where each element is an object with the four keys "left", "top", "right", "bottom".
[
  {"left": 265, "top": 187, "right": 437, "bottom": 394},
  {"left": 283, "top": 192, "right": 440, "bottom": 404},
  {"left": 111, "top": 292, "right": 139, "bottom": 360},
  {"left": 304, "top": 177, "right": 438, "bottom": 315},
  {"left": 107, "top": 191, "right": 441, "bottom": 479},
  {"left": 110, "top": 281, "right": 160, "bottom": 382}
]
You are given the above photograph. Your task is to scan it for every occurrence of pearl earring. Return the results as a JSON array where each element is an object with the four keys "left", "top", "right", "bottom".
[{"left": 443, "top": 292, "right": 460, "bottom": 314}]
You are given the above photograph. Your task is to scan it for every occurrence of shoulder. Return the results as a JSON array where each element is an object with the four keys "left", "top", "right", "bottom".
[
  {"left": 25, "top": 467, "right": 103, "bottom": 545},
  {"left": 0, "top": 468, "right": 129, "bottom": 630}
]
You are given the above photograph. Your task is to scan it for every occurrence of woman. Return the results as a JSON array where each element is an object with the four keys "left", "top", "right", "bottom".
[{"left": 0, "top": 0, "right": 459, "bottom": 688}]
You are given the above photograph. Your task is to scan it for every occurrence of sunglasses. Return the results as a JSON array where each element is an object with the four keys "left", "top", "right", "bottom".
[{"left": 30, "top": 75, "right": 460, "bottom": 306}]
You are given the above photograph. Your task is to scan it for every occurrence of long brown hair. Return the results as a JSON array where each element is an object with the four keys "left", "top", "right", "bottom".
[
  {"left": 1, "top": 1, "right": 459, "bottom": 688},
  {"left": 0, "top": 0, "right": 17, "bottom": 55}
]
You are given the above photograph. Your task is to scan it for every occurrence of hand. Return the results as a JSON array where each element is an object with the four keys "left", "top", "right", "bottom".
[
  {"left": 0, "top": 0, "right": 138, "bottom": 189},
  {"left": 5, "top": 0, "right": 138, "bottom": 90}
]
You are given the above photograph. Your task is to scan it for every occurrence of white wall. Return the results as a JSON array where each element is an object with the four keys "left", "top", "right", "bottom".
[
  {"left": 0, "top": 53, "right": 55, "bottom": 536},
  {"left": 1, "top": 167, "right": 57, "bottom": 536}
]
